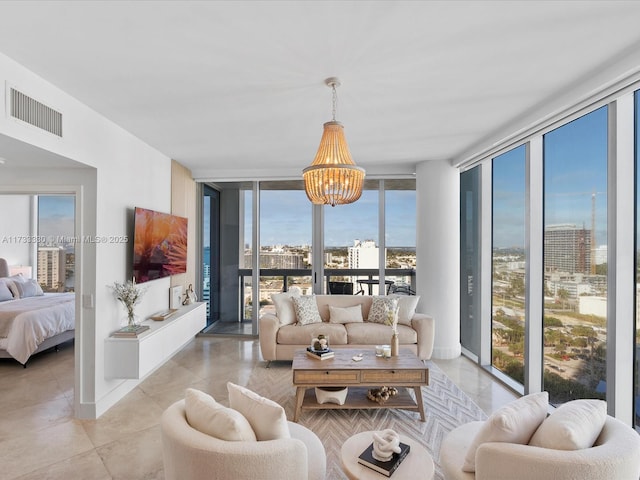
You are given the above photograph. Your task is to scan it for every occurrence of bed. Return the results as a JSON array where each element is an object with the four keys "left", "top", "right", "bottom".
[{"left": 0, "top": 258, "right": 75, "bottom": 365}]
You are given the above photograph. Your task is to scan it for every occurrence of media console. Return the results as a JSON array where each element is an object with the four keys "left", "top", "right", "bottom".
[{"left": 104, "top": 302, "right": 206, "bottom": 379}]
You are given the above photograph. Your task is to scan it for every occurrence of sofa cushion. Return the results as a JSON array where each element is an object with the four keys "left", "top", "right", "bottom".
[
  {"left": 368, "top": 296, "right": 399, "bottom": 324},
  {"left": 277, "top": 323, "right": 348, "bottom": 345},
  {"left": 184, "top": 388, "right": 257, "bottom": 442},
  {"left": 345, "top": 323, "right": 417, "bottom": 345},
  {"left": 392, "top": 295, "right": 420, "bottom": 326},
  {"left": 292, "top": 295, "right": 322, "bottom": 325},
  {"left": 462, "top": 391, "right": 548, "bottom": 472},
  {"left": 329, "top": 304, "right": 364, "bottom": 324},
  {"left": 271, "top": 290, "right": 301, "bottom": 326},
  {"left": 529, "top": 399, "right": 606, "bottom": 450},
  {"left": 315, "top": 295, "right": 373, "bottom": 321},
  {"left": 227, "top": 382, "right": 290, "bottom": 441}
]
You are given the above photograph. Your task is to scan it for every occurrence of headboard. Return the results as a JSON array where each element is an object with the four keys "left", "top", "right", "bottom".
[{"left": 0, "top": 258, "right": 9, "bottom": 278}]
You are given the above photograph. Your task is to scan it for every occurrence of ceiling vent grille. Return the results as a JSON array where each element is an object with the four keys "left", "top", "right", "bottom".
[{"left": 10, "top": 88, "right": 62, "bottom": 137}]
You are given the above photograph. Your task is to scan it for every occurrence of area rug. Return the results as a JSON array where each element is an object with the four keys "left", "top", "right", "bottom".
[{"left": 245, "top": 360, "right": 487, "bottom": 480}]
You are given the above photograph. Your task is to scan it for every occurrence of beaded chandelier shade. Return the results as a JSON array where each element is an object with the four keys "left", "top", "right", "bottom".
[{"left": 303, "top": 78, "right": 365, "bottom": 207}]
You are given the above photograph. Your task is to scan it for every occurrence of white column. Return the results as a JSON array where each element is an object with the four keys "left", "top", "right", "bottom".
[{"left": 416, "top": 160, "right": 461, "bottom": 359}]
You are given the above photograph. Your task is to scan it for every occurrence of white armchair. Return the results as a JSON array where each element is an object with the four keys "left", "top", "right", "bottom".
[
  {"left": 161, "top": 400, "right": 327, "bottom": 480},
  {"left": 440, "top": 415, "right": 640, "bottom": 480}
]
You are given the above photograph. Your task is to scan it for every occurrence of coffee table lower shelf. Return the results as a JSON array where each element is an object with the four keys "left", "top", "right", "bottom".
[{"left": 295, "top": 386, "right": 423, "bottom": 420}]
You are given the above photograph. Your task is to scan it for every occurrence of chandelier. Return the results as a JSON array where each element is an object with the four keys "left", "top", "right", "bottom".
[{"left": 303, "top": 77, "right": 365, "bottom": 207}]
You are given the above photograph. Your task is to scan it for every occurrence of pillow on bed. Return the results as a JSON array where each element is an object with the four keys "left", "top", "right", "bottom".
[
  {"left": 0, "top": 280, "right": 13, "bottom": 302},
  {"left": 14, "top": 279, "right": 44, "bottom": 298}
]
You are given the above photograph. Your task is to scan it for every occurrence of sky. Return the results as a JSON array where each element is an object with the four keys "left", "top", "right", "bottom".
[
  {"left": 492, "top": 105, "right": 609, "bottom": 249},
  {"left": 38, "top": 195, "right": 75, "bottom": 239}
]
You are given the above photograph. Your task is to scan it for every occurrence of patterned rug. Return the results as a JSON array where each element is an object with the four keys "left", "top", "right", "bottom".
[{"left": 246, "top": 360, "right": 487, "bottom": 480}]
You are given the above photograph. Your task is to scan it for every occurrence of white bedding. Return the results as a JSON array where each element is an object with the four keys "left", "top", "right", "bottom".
[{"left": 0, "top": 293, "right": 75, "bottom": 364}]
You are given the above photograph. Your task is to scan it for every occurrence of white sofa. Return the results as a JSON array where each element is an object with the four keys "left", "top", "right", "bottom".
[
  {"left": 258, "top": 294, "right": 434, "bottom": 363},
  {"left": 440, "top": 415, "right": 640, "bottom": 480},
  {"left": 161, "top": 399, "right": 327, "bottom": 480}
]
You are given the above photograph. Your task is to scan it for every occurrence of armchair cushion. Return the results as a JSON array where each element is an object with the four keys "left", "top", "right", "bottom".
[
  {"left": 227, "top": 382, "right": 290, "bottom": 441},
  {"left": 529, "top": 399, "right": 607, "bottom": 450},
  {"left": 463, "top": 392, "right": 548, "bottom": 472},
  {"left": 184, "top": 388, "right": 256, "bottom": 442}
]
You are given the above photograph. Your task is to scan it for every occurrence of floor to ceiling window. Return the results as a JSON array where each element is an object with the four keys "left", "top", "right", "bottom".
[
  {"left": 259, "top": 181, "right": 312, "bottom": 315},
  {"left": 491, "top": 146, "right": 526, "bottom": 385},
  {"left": 202, "top": 185, "right": 220, "bottom": 326},
  {"left": 385, "top": 180, "right": 417, "bottom": 294},
  {"left": 460, "top": 166, "right": 481, "bottom": 358},
  {"left": 37, "top": 195, "right": 75, "bottom": 292},
  {"left": 543, "top": 106, "right": 608, "bottom": 405},
  {"left": 324, "top": 181, "right": 379, "bottom": 295}
]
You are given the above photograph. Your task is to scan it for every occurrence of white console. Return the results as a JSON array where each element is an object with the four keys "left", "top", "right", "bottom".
[{"left": 104, "top": 302, "right": 206, "bottom": 379}]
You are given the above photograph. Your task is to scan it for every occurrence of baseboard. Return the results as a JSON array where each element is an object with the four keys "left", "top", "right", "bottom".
[{"left": 432, "top": 343, "right": 462, "bottom": 360}]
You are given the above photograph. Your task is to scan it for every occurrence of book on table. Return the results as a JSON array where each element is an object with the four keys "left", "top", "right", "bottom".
[
  {"left": 306, "top": 347, "right": 334, "bottom": 360},
  {"left": 357, "top": 442, "right": 410, "bottom": 477},
  {"left": 111, "top": 325, "right": 150, "bottom": 338}
]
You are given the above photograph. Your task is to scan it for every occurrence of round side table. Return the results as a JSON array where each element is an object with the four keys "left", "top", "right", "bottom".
[{"left": 341, "top": 430, "right": 435, "bottom": 480}]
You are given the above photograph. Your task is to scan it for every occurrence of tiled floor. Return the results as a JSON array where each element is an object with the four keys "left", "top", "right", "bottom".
[{"left": 0, "top": 336, "right": 517, "bottom": 479}]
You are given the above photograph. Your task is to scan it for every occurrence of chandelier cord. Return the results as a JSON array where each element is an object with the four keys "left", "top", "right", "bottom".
[{"left": 331, "top": 83, "right": 337, "bottom": 122}]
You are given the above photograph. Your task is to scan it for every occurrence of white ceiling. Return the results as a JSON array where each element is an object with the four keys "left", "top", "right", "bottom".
[{"left": 1, "top": 1, "right": 640, "bottom": 179}]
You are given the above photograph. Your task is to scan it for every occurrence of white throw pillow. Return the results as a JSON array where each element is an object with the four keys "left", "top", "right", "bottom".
[
  {"left": 184, "top": 388, "right": 257, "bottom": 442},
  {"left": 271, "top": 290, "right": 300, "bottom": 326},
  {"left": 367, "top": 296, "right": 398, "bottom": 324},
  {"left": 0, "top": 280, "right": 13, "bottom": 302},
  {"left": 391, "top": 295, "right": 420, "bottom": 325},
  {"left": 227, "top": 382, "right": 290, "bottom": 441},
  {"left": 329, "top": 304, "right": 364, "bottom": 324},
  {"left": 15, "top": 279, "right": 44, "bottom": 298},
  {"left": 529, "top": 399, "right": 606, "bottom": 450},
  {"left": 292, "top": 295, "right": 322, "bottom": 326},
  {"left": 462, "top": 391, "right": 548, "bottom": 472}
]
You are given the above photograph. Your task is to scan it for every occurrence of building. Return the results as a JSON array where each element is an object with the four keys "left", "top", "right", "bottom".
[
  {"left": 36, "top": 246, "right": 65, "bottom": 291},
  {"left": 544, "top": 224, "right": 591, "bottom": 274},
  {"left": 348, "top": 240, "right": 380, "bottom": 269}
]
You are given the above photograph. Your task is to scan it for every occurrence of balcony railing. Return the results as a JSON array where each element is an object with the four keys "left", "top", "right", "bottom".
[{"left": 238, "top": 268, "right": 416, "bottom": 320}]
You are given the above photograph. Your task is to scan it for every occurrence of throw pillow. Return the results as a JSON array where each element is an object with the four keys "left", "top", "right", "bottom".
[
  {"left": 529, "top": 399, "right": 606, "bottom": 450},
  {"left": 292, "top": 295, "right": 322, "bottom": 326},
  {"left": 184, "top": 388, "right": 257, "bottom": 442},
  {"left": 227, "top": 382, "right": 290, "bottom": 441},
  {"left": 14, "top": 279, "right": 44, "bottom": 298},
  {"left": 271, "top": 290, "right": 301, "bottom": 326},
  {"left": 391, "top": 295, "right": 420, "bottom": 325},
  {"left": 368, "top": 296, "right": 398, "bottom": 324},
  {"left": 329, "top": 304, "right": 364, "bottom": 324},
  {"left": 0, "top": 280, "right": 13, "bottom": 302},
  {"left": 462, "top": 391, "right": 548, "bottom": 472}
]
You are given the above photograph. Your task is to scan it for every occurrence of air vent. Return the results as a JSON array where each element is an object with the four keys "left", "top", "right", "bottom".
[{"left": 10, "top": 88, "right": 62, "bottom": 137}]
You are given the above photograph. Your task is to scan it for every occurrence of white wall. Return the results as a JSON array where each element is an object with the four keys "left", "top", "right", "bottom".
[
  {"left": 0, "top": 52, "right": 173, "bottom": 418},
  {"left": 416, "top": 159, "right": 461, "bottom": 359},
  {"left": 0, "top": 195, "right": 33, "bottom": 266}
]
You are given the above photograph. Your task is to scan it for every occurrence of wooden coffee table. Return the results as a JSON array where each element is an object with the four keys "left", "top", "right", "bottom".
[{"left": 292, "top": 348, "right": 429, "bottom": 422}]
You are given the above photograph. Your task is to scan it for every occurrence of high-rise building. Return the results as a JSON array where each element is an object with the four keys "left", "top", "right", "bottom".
[
  {"left": 37, "top": 246, "right": 65, "bottom": 290},
  {"left": 348, "top": 239, "right": 381, "bottom": 269},
  {"left": 544, "top": 224, "right": 591, "bottom": 274}
]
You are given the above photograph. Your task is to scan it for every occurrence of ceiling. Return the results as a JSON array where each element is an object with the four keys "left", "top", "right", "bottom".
[{"left": 1, "top": 1, "right": 640, "bottom": 179}]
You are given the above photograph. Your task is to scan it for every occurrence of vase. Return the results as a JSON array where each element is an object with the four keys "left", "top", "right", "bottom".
[
  {"left": 391, "top": 332, "right": 399, "bottom": 356},
  {"left": 127, "top": 309, "right": 136, "bottom": 328}
]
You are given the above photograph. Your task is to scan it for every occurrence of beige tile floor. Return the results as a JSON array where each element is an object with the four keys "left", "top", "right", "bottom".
[{"left": 0, "top": 337, "right": 517, "bottom": 479}]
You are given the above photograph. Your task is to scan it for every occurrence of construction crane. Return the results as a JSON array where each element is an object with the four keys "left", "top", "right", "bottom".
[{"left": 549, "top": 190, "right": 605, "bottom": 274}]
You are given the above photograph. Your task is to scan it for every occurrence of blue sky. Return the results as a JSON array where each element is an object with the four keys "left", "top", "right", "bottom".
[
  {"left": 38, "top": 196, "right": 75, "bottom": 238},
  {"left": 493, "top": 106, "right": 609, "bottom": 249}
]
